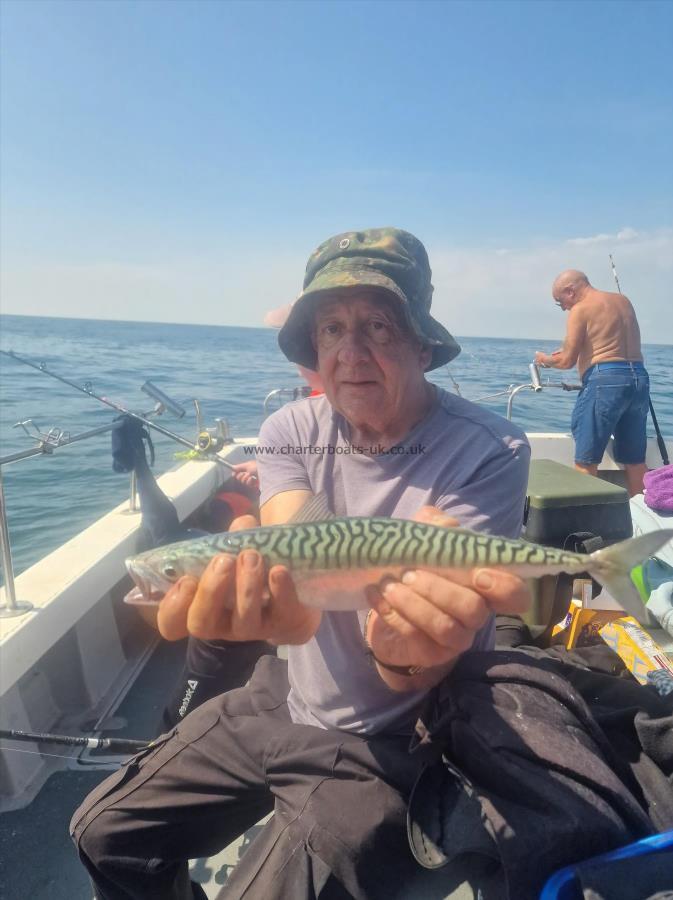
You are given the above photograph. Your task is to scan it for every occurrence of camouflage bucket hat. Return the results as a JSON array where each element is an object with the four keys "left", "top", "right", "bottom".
[{"left": 277, "top": 227, "right": 461, "bottom": 372}]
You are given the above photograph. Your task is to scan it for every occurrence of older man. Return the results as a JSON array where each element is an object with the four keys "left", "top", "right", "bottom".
[
  {"left": 535, "top": 269, "right": 650, "bottom": 496},
  {"left": 71, "top": 228, "right": 531, "bottom": 899}
]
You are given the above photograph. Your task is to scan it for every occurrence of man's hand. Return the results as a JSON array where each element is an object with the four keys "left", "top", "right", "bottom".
[
  {"left": 534, "top": 351, "right": 549, "bottom": 367},
  {"left": 231, "top": 461, "right": 260, "bottom": 490},
  {"left": 157, "top": 514, "right": 321, "bottom": 645},
  {"left": 365, "top": 507, "right": 530, "bottom": 690}
]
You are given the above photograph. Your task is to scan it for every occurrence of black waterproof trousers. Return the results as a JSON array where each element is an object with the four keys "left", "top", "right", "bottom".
[{"left": 70, "top": 655, "right": 425, "bottom": 900}]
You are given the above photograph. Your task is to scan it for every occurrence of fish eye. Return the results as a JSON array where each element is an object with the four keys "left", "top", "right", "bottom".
[{"left": 163, "top": 564, "right": 178, "bottom": 580}]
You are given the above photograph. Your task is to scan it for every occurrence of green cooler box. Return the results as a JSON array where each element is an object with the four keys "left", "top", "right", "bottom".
[
  {"left": 524, "top": 459, "right": 632, "bottom": 546},
  {"left": 522, "top": 459, "right": 632, "bottom": 626}
]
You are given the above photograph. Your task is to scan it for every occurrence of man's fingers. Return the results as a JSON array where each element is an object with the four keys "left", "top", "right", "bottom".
[
  {"left": 186, "top": 554, "right": 236, "bottom": 638},
  {"left": 267, "top": 565, "right": 322, "bottom": 644},
  {"left": 407, "top": 566, "right": 531, "bottom": 617},
  {"left": 471, "top": 568, "right": 531, "bottom": 614},
  {"left": 396, "top": 570, "right": 491, "bottom": 631},
  {"left": 366, "top": 587, "right": 454, "bottom": 667},
  {"left": 378, "top": 580, "right": 476, "bottom": 654},
  {"left": 232, "top": 550, "right": 266, "bottom": 639},
  {"left": 233, "top": 472, "right": 259, "bottom": 488},
  {"left": 364, "top": 566, "right": 530, "bottom": 671},
  {"left": 366, "top": 584, "right": 417, "bottom": 639},
  {"left": 231, "top": 463, "right": 259, "bottom": 488},
  {"left": 157, "top": 576, "right": 197, "bottom": 641},
  {"left": 268, "top": 565, "right": 298, "bottom": 603}
]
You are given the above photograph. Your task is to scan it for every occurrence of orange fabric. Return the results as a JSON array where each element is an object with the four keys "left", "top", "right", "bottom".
[{"left": 214, "top": 492, "right": 255, "bottom": 519}]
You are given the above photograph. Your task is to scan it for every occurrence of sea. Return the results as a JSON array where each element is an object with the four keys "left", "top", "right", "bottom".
[{"left": 1, "top": 314, "right": 671, "bottom": 577}]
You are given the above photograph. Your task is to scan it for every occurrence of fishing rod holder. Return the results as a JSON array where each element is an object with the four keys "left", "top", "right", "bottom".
[
  {"left": 529, "top": 363, "right": 543, "bottom": 392},
  {"left": 141, "top": 381, "right": 186, "bottom": 419},
  {"left": 13, "top": 419, "right": 70, "bottom": 453}
]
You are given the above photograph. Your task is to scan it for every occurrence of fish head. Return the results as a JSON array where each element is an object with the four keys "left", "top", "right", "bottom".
[{"left": 124, "top": 545, "right": 210, "bottom": 604}]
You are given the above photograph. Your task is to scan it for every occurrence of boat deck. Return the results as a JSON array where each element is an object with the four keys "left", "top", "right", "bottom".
[
  {"left": 0, "top": 639, "right": 265, "bottom": 899},
  {"left": 0, "top": 774, "right": 269, "bottom": 899}
]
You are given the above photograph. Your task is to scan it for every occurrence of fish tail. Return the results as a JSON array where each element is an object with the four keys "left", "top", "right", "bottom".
[{"left": 587, "top": 529, "right": 673, "bottom": 621}]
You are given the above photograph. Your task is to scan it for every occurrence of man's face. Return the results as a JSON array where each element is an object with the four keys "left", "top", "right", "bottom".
[
  {"left": 553, "top": 286, "right": 574, "bottom": 311},
  {"left": 312, "top": 290, "right": 432, "bottom": 438}
]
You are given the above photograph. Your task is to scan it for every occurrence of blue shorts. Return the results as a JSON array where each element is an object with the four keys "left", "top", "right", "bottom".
[{"left": 571, "top": 362, "right": 649, "bottom": 465}]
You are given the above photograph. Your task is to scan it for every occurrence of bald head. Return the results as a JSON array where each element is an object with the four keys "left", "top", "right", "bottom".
[
  {"left": 552, "top": 270, "right": 591, "bottom": 310},
  {"left": 552, "top": 270, "right": 590, "bottom": 295}
]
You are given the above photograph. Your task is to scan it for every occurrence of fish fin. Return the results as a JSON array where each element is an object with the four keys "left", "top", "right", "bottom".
[
  {"left": 588, "top": 529, "right": 673, "bottom": 622},
  {"left": 287, "top": 492, "right": 336, "bottom": 524}
]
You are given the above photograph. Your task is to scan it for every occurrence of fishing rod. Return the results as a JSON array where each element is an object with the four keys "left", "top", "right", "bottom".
[
  {"left": 608, "top": 256, "right": 669, "bottom": 466},
  {"left": 609, "top": 253, "right": 622, "bottom": 293},
  {"left": 0, "top": 349, "right": 236, "bottom": 472},
  {"left": 0, "top": 728, "right": 148, "bottom": 754}
]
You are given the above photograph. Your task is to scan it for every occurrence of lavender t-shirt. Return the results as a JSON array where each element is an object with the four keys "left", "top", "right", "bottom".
[{"left": 256, "top": 387, "right": 530, "bottom": 735}]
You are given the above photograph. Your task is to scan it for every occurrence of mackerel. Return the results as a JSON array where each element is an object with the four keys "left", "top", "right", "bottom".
[{"left": 125, "top": 496, "right": 673, "bottom": 619}]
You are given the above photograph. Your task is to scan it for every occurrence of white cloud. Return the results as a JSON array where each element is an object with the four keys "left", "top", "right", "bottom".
[{"left": 567, "top": 226, "right": 640, "bottom": 246}]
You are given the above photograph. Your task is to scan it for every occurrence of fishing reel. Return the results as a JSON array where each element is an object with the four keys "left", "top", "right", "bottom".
[
  {"left": 196, "top": 419, "right": 232, "bottom": 453},
  {"left": 197, "top": 428, "right": 224, "bottom": 453}
]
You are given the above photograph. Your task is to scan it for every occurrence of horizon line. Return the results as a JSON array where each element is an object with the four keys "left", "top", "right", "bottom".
[{"left": 1, "top": 311, "right": 671, "bottom": 348}]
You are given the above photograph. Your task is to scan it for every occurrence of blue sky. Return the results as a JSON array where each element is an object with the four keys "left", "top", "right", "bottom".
[{"left": 1, "top": 0, "right": 671, "bottom": 341}]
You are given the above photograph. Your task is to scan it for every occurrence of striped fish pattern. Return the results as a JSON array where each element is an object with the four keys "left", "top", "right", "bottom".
[
  {"left": 200, "top": 519, "right": 585, "bottom": 571},
  {"left": 125, "top": 512, "right": 673, "bottom": 618}
]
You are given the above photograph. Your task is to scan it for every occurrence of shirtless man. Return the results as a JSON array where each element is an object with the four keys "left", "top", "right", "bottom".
[{"left": 535, "top": 269, "right": 650, "bottom": 495}]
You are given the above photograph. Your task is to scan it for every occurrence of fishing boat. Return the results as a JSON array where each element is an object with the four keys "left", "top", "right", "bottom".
[{"left": 1, "top": 356, "right": 672, "bottom": 899}]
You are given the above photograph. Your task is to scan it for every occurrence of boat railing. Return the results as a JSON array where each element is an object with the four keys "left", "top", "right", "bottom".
[
  {"left": 263, "top": 385, "right": 313, "bottom": 417},
  {"left": 263, "top": 365, "right": 581, "bottom": 422},
  {"left": 470, "top": 362, "right": 581, "bottom": 421},
  {"left": 0, "top": 414, "right": 166, "bottom": 618},
  {"left": 0, "top": 361, "right": 236, "bottom": 618}
]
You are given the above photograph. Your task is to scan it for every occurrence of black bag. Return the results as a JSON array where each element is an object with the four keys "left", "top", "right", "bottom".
[{"left": 406, "top": 650, "right": 670, "bottom": 899}]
